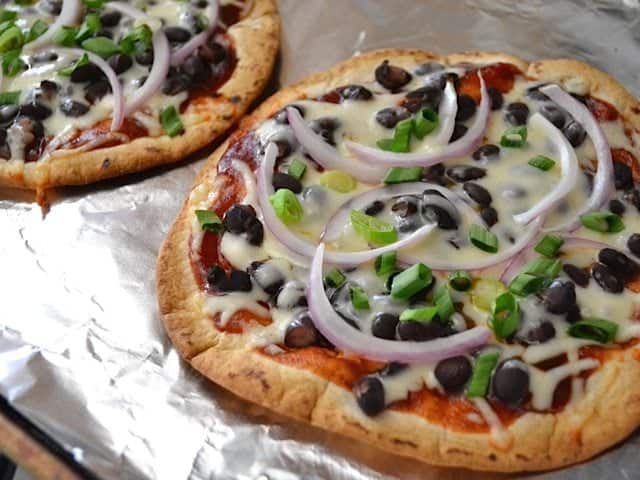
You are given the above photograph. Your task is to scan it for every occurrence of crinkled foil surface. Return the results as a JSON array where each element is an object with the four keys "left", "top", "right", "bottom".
[{"left": 1, "top": 1, "right": 640, "bottom": 478}]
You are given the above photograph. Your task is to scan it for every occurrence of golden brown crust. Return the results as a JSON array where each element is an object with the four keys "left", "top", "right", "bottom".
[
  {"left": 157, "top": 49, "right": 640, "bottom": 472},
  {"left": 0, "top": 0, "right": 280, "bottom": 190}
]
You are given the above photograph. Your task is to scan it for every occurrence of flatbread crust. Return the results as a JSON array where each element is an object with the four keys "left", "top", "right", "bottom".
[
  {"left": 157, "top": 49, "right": 640, "bottom": 472},
  {"left": 0, "top": 0, "right": 280, "bottom": 190}
]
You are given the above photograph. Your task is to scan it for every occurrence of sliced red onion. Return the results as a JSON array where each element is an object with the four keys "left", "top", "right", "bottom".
[
  {"left": 257, "top": 143, "right": 436, "bottom": 265},
  {"left": 26, "top": 0, "right": 82, "bottom": 51},
  {"left": 59, "top": 48, "right": 124, "bottom": 131},
  {"left": 540, "top": 84, "right": 614, "bottom": 231},
  {"left": 345, "top": 72, "right": 490, "bottom": 167},
  {"left": 108, "top": 2, "right": 171, "bottom": 117},
  {"left": 434, "top": 81, "right": 457, "bottom": 145},
  {"left": 400, "top": 216, "right": 544, "bottom": 271},
  {"left": 307, "top": 243, "right": 492, "bottom": 363},
  {"left": 171, "top": 1, "right": 219, "bottom": 66},
  {"left": 512, "top": 113, "right": 579, "bottom": 225},
  {"left": 286, "top": 107, "right": 387, "bottom": 184}
]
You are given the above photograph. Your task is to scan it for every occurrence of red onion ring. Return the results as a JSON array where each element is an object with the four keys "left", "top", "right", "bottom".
[
  {"left": 307, "top": 243, "right": 492, "bottom": 363},
  {"left": 257, "top": 143, "right": 437, "bottom": 265},
  {"left": 434, "top": 81, "right": 457, "bottom": 145},
  {"left": 286, "top": 107, "right": 388, "bottom": 184},
  {"left": 170, "top": 1, "right": 219, "bottom": 66},
  {"left": 26, "top": 0, "right": 82, "bottom": 51},
  {"left": 345, "top": 72, "right": 490, "bottom": 167},
  {"left": 540, "top": 85, "right": 614, "bottom": 231},
  {"left": 58, "top": 48, "right": 124, "bottom": 131},
  {"left": 108, "top": 2, "right": 171, "bottom": 117},
  {"left": 512, "top": 113, "right": 579, "bottom": 225}
]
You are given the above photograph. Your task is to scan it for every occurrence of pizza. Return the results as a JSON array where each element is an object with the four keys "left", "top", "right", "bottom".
[
  {"left": 0, "top": 0, "right": 278, "bottom": 193},
  {"left": 157, "top": 49, "right": 640, "bottom": 472}
]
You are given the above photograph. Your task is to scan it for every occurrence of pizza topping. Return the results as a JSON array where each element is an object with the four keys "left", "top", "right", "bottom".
[
  {"left": 491, "top": 359, "right": 530, "bottom": 409},
  {"left": 353, "top": 375, "right": 386, "bottom": 416},
  {"left": 374, "top": 60, "right": 412, "bottom": 91}
]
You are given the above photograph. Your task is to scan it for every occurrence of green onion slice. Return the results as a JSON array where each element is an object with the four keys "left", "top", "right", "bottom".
[
  {"left": 0, "top": 90, "right": 20, "bottom": 105},
  {"left": 319, "top": 170, "right": 356, "bottom": 193},
  {"left": 81, "top": 36, "right": 121, "bottom": 58},
  {"left": 1, "top": 49, "right": 23, "bottom": 76},
  {"left": 490, "top": 291, "right": 520, "bottom": 339},
  {"left": 469, "top": 224, "right": 499, "bottom": 253},
  {"left": 449, "top": 271, "right": 472, "bottom": 291},
  {"left": 434, "top": 284, "right": 455, "bottom": 321},
  {"left": 269, "top": 188, "right": 304, "bottom": 225},
  {"left": 509, "top": 272, "right": 548, "bottom": 296},
  {"left": 26, "top": 19, "right": 48, "bottom": 43},
  {"left": 534, "top": 234, "right": 564, "bottom": 257},
  {"left": 399, "top": 306, "right": 439, "bottom": 323},
  {"left": 287, "top": 158, "right": 307, "bottom": 180},
  {"left": 523, "top": 257, "right": 561, "bottom": 278},
  {"left": 325, "top": 268, "right": 346, "bottom": 288},
  {"left": 58, "top": 53, "right": 90, "bottom": 76},
  {"left": 377, "top": 117, "right": 413, "bottom": 153},
  {"left": 413, "top": 108, "right": 439, "bottom": 139},
  {"left": 75, "top": 13, "right": 101, "bottom": 43},
  {"left": 160, "top": 106, "right": 185, "bottom": 137},
  {"left": 375, "top": 251, "right": 397, "bottom": 277},
  {"left": 383, "top": 166, "right": 423, "bottom": 184},
  {"left": 350, "top": 285, "right": 370, "bottom": 310},
  {"left": 390, "top": 263, "right": 433, "bottom": 300},
  {"left": 528, "top": 155, "right": 556, "bottom": 171},
  {"left": 350, "top": 209, "right": 398, "bottom": 246},
  {"left": 500, "top": 126, "right": 527, "bottom": 148},
  {"left": 580, "top": 211, "right": 625, "bottom": 233},
  {"left": 54, "top": 26, "right": 79, "bottom": 46},
  {"left": 0, "top": 25, "right": 23, "bottom": 53},
  {"left": 195, "top": 209, "right": 223, "bottom": 232},
  {"left": 567, "top": 318, "right": 618, "bottom": 344},
  {"left": 467, "top": 351, "right": 499, "bottom": 398}
]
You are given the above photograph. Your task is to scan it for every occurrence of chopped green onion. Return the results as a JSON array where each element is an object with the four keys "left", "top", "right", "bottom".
[
  {"left": 0, "top": 11, "right": 18, "bottom": 23},
  {"left": 75, "top": 13, "right": 101, "bottom": 43},
  {"left": 81, "top": 36, "right": 121, "bottom": 58},
  {"left": 490, "top": 292, "right": 520, "bottom": 339},
  {"left": 160, "top": 105, "right": 185, "bottom": 137},
  {"left": 523, "top": 257, "right": 561, "bottom": 278},
  {"left": 1, "top": 49, "right": 23, "bottom": 76},
  {"left": 15, "top": 0, "right": 37, "bottom": 4},
  {"left": 350, "top": 285, "right": 370, "bottom": 310},
  {"left": 350, "top": 209, "right": 398, "bottom": 246},
  {"left": 509, "top": 272, "right": 548, "bottom": 296},
  {"left": 0, "top": 90, "right": 20, "bottom": 105},
  {"left": 58, "top": 53, "right": 90, "bottom": 76},
  {"left": 500, "top": 126, "right": 527, "bottom": 148},
  {"left": 269, "top": 188, "right": 303, "bottom": 225},
  {"left": 528, "top": 155, "right": 556, "bottom": 171},
  {"left": 434, "top": 284, "right": 455, "bottom": 321},
  {"left": 54, "top": 26, "right": 79, "bottom": 46},
  {"left": 319, "top": 170, "right": 356, "bottom": 192},
  {"left": 470, "top": 279, "right": 507, "bottom": 311},
  {"left": 0, "top": 21, "right": 13, "bottom": 39},
  {"left": 580, "top": 211, "right": 625, "bottom": 233},
  {"left": 383, "top": 166, "right": 423, "bottom": 184},
  {"left": 467, "top": 351, "right": 499, "bottom": 398},
  {"left": 194, "top": 209, "right": 223, "bottom": 232},
  {"left": 287, "top": 158, "right": 307, "bottom": 181},
  {"left": 413, "top": 108, "right": 438, "bottom": 139},
  {"left": 26, "top": 19, "right": 48, "bottom": 43},
  {"left": 377, "top": 117, "right": 413, "bottom": 153},
  {"left": 375, "top": 251, "right": 397, "bottom": 277},
  {"left": 0, "top": 25, "right": 23, "bottom": 53},
  {"left": 325, "top": 268, "right": 346, "bottom": 288},
  {"left": 83, "top": 0, "right": 107, "bottom": 9},
  {"left": 400, "top": 306, "right": 439, "bottom": 323},
  {"left": 449, "top": 271, "right": 472, "bottom": 291},
  {"left": 119, "top": 24, "right": 152, "bottom": 55},
  {"left": 567, "top": 318, "right": 618, "bottom": 344},
  {"left": 390, "top": 263, "right": 432, "bottom": 300},
  {"left": 534, "top": 234, "right": 564, "bottom": 258},
  {"left": 469, "top": 224, "right": 499, "bottom": 253}
]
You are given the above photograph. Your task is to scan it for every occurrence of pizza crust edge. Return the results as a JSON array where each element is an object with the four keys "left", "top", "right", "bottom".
[{"left": 156, "top": 48, "right": 640, "bottom": 472}]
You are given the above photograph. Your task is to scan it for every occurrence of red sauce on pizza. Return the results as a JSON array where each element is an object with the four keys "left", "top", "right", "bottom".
[
  {"left": 457, "top": 62, "right": 523, "bottom": 103},
  {"left": 612, "top": 148, "right": 640, "bottom": 184},
  {"left": 586, "top": 96, "right": 618, "bottom": 122}
]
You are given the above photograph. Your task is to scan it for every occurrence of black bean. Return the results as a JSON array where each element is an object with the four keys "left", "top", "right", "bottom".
[
  {"left": 609, "top": 199, "right": 626, "bottom": 216},
  {"left": 108, "top": 54, "right": 133, "bottom": 75},
  {"left": 563, "top": 121, "right": 586, "bottom": 148},
  {"left": 0, "top": 105, "right": 18, "bottom": 123},
  {"left": 20, "top": 103, "right": 52, "bottom": 120},
  {"left": 491, "top": 359, "right": 530, "bottom": 409},
  {"left": 526, "top": 84, "right": 549, "bottom": 102},
  {"left": 30, "top": 50, "right": 58, "bottom": 63},
  {"left": 403, "top": 86, "right": 442, "bottom": 113},
  {"left": 414, "top": 62, "right": 444, "bottom": 76},
  {"left": 223, "top": 204, "right": 257, "bottom": 234},
  {"left": 371, "top": 313, "right": 399, "bottom": 340},
  {"left": 522, "top": 322, "right": 556, "bottom": 344},
  {"left": 218, "top": 269, "right": 252, "bottom": 292},
  {"left": 135, "top": 49, "right": 154, "bottom": 66},
  {"left": 310, "top": 117, "right": 340, "bottom": 146},
  {"left": 284, "top": 311, "right": 319, "bottom": 348},
  {"left": 598, "top": 248, "right": 639, "bottom": 281},
  {"left": 375, "top": 107, "right": 410, "bottom": 129},
  {"left": 206, "top": 265, "right": 225, "bottom": 288},
  {"left": 480, "top": 207, "right": 498, "bottom": 227},
  {"left": 624, "top": 188, "right": 640, "bottom": 212},
  {"left": 565, "top": 304, "right": 582, "bottom": 324},
  {"left": 542, "top": 280, "right": 577, "bottom": 314},
  {"left": 375, "top": 60, "right": 412, "bottom": 91},
  {"left": 96, "top": 29, "right": 113, "bottom": 39},
  {"left": 40, "top": 80, "right": 59, "bottom": 100},
  {"left": 446, "top": 165, "right": 486, "bottom": 182},
  {"left": 592, "top": 263, "right": 624, "bottom": 294},
  {"left": 455, "top": 95, "right": 476, "bottom": 122},
  {"left": 538, "top": 103, "right": 567, "bottom": 129},
  {"left": 354, "top": 376, "right": 385, "bottom": 416},
  {"left": 274, "top": 104, "right": 304, "bottom": 124},
  {"left": 472, "top": 144, "right": 500, "bottom": 162},
  {"left": 379, "top": 362, "right": 408, "bottom": 376},
  {"left": 397, "top": 319, "right": 448, "bottom": 341},
  {"left": 504, "top": 102, "right": 530, "bottom": 126},
  {"left": 199, "top": 41, "right": 227, "bottom": 64},
  {"left": 423, "top": 163, "right": 446, "bottom": 183},
  {"left": 135, "top": 76, "right": 148, "bottom": 87},
  {"left": 562, "top": 264, "right": 590, "bottom": 287},
  {"left": 423, "top": 205, "right": 458, "bottom": 230},
  {"left": 391, "top": 197, "right": 418, "bottom": 218},
  {"left": 449, "top": 123, "right": 467, "bottom": 143},
  {"left": 613, "top": 162, "right": 633, "bottom": 191},
  {"left": 272, "top": 172, "right": 302, "bottom": 194},
  {"left": 364, "top": 200, "right": 385, "bottom": 216},
  {"left": 84, "top": 79, "right": 112, "bottom": 104},
  {"left": 192, "top": 0, "right": 209, "bottom": 8},
  {"left": 245, "top": 218, "right": 264, "bottom": 246},
  {"left": 248, "top": 261, "right": 285, "bottom": 295},
  {"left": 463, "top": 182, "right": 492, "bottom": 206},
  {"left": 273, "top": 140, "right": 292, "bottom": 161},
  {"left": 337, "top": 84, "right": 373, "bottom": 101},
  {"left": 487, "top": 87, "right": 503, "bottom": 110},
  {"left": 182, "top": 56, "right": 209, "bottom": 82},
  {"left": 70, "top": 64, "right": 103, "bottom": 83},
  {"left": 435, "top": 356, "right": 472, "bottom": 394},
  {"left": 162, "top": 74, "right": 192, "bottom": 95},
  {"left": 165, "top": 26, "right": 192, "bottom": 43},
  {"left": 100, "top": 10, "right": 121, "bottom": 26},
  {"left": 628, "top": 234, "right": 640, "bottom": 257},
  {"left": 60, "top": 99, "right": 89, "bottom": 117}
]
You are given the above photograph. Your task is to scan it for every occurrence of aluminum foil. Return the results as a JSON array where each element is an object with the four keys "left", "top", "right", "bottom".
[{"left": 1, "top": 0, "right": 640, "bottom": 478}]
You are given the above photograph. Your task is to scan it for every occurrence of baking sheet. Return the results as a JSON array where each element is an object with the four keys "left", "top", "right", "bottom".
[{"left": 1, "top": 0, "right": 640, "bottom": 478}]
